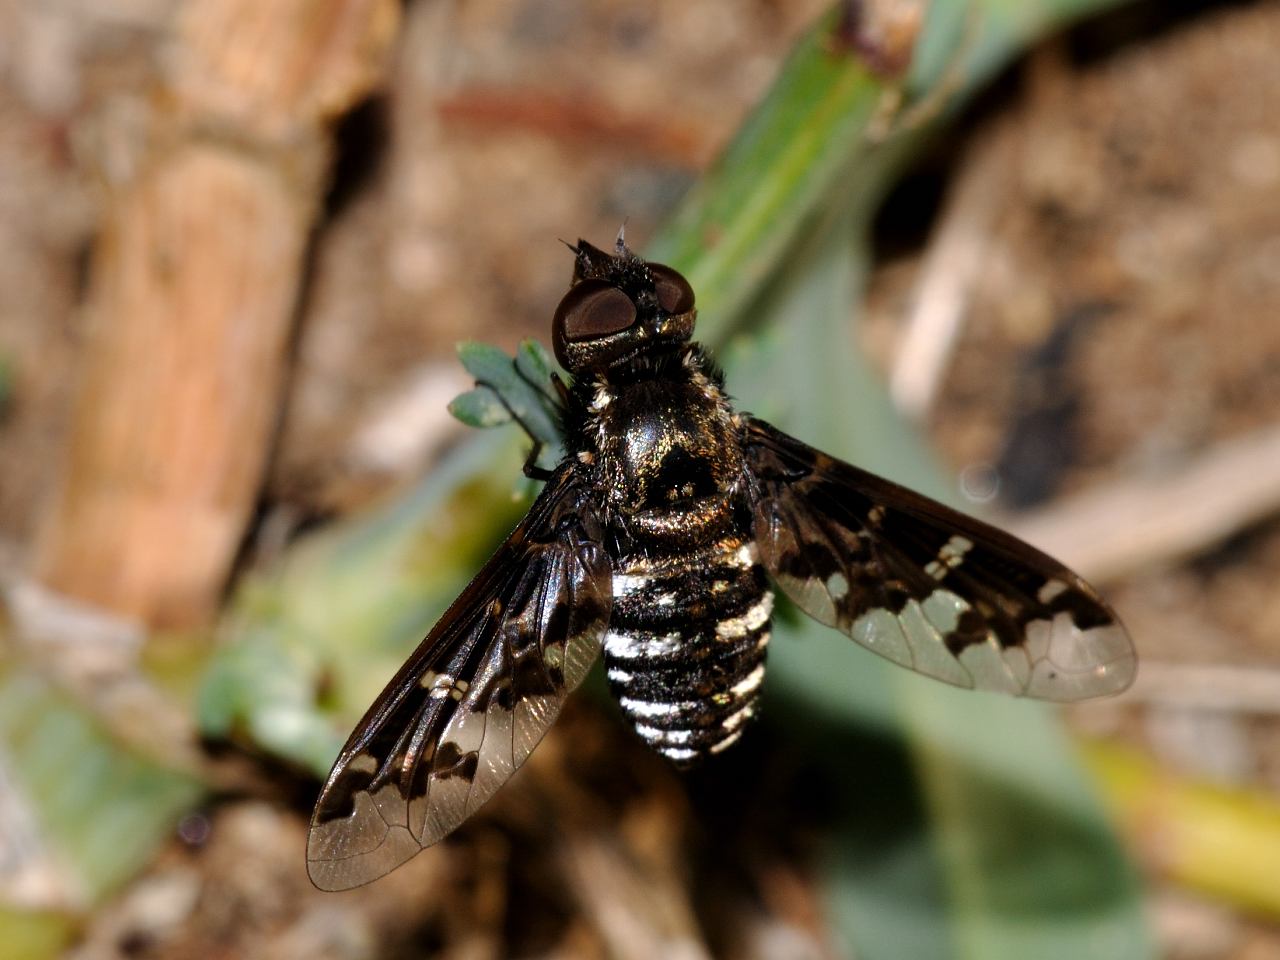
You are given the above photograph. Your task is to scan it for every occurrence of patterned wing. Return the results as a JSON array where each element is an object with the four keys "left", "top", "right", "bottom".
[
  {"left": 744, "top": 417, "right": 1135, "bottom": 700},
  {"left": 307, "top": 466, "right": 611, "bottom": 890}
]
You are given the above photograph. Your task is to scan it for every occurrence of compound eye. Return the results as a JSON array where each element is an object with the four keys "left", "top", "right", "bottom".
[
  {"left": 648, "top": 263, "right": 695, "bottom": 314},
  {"left": 554, "top": 280, "right": 637, "bottom": 343}
]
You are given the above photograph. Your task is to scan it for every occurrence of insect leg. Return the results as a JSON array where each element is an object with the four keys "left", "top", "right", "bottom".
[
  {"left": 550, "top": 372, "right": 570, "bottom": 406},
  {"left": 474, "top": 379, "right": 558, "bottom": 480},
  {"left": 522, "top": 441, "right": 555, "bottom": 481}
]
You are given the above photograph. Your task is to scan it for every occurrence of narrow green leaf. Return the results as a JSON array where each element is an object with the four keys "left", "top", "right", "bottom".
[
  {"left": 202, "top": 429, "right": 534, "bottom": 774},
  {"left": 732, "top": 218, "right": 1149, "bottom": 958},
  {"left": 645, "top": 6, "right": 884, "bottom": 343},
  {"left": 643, "top": 2, "right": 1152, "bottom": 949},
  {"left": 0, "top": 668, "right": 202, "bottom": 903}
]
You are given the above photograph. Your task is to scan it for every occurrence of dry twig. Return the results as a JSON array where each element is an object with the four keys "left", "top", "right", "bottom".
[
  {"left": 33, "top": 0, "right": 399, "bottom": 630},
  {"left": 1001, "top": 424, "right": 1280, "bottom": 584},
  {"left": 889, "top": 121, "right": 1013, "bottom": 418}
]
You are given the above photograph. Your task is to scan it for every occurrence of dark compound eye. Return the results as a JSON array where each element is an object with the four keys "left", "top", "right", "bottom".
[
  {"left": 554, "top": 280, "right": 637, "bottom": 343},
  {"left": 648, "top": 263, "right": 695, "bottom": 314}
]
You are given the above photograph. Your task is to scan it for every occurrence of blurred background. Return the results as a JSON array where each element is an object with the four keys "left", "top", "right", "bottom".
[{"left": 0, "top": 0, "right": 1278, "bottom": 957}]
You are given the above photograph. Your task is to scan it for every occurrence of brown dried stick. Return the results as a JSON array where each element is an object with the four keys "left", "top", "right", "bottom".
[
  {"left": 34, "top": 0, "right": 399, "bottom": 629},
  {"left": 889, "top": 120, "right": 1013, "bottom": 419},
  {"left": 1002, "top": 424, "right": 1280, "bottom": 584}
]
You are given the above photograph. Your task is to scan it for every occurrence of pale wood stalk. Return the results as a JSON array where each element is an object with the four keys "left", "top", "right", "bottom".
[{"left": 35, "top": 0, "right": 399, "bottom": 629}]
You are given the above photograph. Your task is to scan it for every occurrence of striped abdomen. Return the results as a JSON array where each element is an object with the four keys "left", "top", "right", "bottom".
[{"left": 603, "top": 535, "right": 773, "bottom": 765}]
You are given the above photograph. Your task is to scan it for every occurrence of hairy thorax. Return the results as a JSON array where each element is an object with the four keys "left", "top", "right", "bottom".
[{"left": 589, "top": 363, "right": 745, "bottom": 545}]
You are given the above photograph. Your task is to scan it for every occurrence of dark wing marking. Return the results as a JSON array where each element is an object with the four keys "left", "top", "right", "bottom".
[
  {"left": 307, "top": 466, "right": 611, "bottom": 890},
  {"left": 744, "top": 417, "right": 1135, "bottom": 700}
]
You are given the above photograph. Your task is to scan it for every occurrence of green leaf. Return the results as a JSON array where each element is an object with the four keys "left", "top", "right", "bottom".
[
  {"left": 200, "top": 429, "right": 534, "bottom": 775},
  {"left": 645, "top": 5, "right": 885, "bottom": 344},
  {"left": 196, "top": 617, "right": 342, "bottom": 774},
  {"left": 448, "top": 386, "right": 513, "bottom": 429},
  {"left": 0, "top": 668, "right": 203, "bottom": 904},
  {"left": 730, "top": 214, "right": 1148, "bottom": 959},
  {"left": 457, "top": 341, "right": 520, "bottom": 384},
  {"left": 639, "top": 1, "right": 1153, "bottom": 948},
  {"left": 454, "top": 341, "right": 562, "bottom": 466}
]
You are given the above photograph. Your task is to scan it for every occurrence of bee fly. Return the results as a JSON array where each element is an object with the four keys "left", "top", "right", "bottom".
[{"left": 308, "top": 235, "right": 1136, "bottom": 890}]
